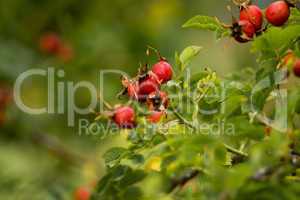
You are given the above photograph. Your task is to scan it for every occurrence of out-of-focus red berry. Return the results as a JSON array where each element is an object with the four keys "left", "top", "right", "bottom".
[
  {"left": 39, "top": 33, "right": 61, "bottom": 54},
  {"left": 232, "top": 20, "right": 256, "bottom": 43},
  {"left": 58, "top": 44, "right": 74, "bottom": 62},
  {"left": 74, "top": 187, "right": 90, "bottom": 200}
]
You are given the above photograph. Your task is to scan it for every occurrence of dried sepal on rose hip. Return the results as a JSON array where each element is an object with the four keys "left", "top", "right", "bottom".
[
  {"left": 239, "top": 4, "right": 263, "bottom": 31},
  {"left": 121, "top": 77, "right": 139, "bottom": 100},
  {"left": 265, "top": 1, "right": 291, "bottom": 27},
  {"left": 231, "top": 20, "right": 256, "bottom": 43},
  {"left": 146, "top": 91, "right": 169, "bottom": 111},
  {"left": 232, "top": 0, "right": 251, "bottom": 7}
]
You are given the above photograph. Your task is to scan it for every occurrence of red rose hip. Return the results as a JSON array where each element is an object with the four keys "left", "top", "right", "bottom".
[
  {"left": 113, "top": 106, "right": 135, "bottom": 128},
  {"left": 266, "top": 1, "right": 290, "bottom": 27},
  {"left": 39, "top": 33, "right": 61, "bottom": 54},
  {"left": 239, "top": 20, "right": 256, "bottom": 38},
  {"left": 147, "top": 111, "right": 165, "bottom": 123},
  {"left": 151, "top": 60, "right": 173, "bottom": 83},
  {"left": 138, "top": 77, "right": 160, "bottom": 100},
  {"left": 74, "top": 187, "right": 90, "bottom": 200},
  {"left": 240, "top": 5, "right": 263, "bottom": 30},
  {"left": 293, "top": 59, "right": 300, "bottom": 77}
]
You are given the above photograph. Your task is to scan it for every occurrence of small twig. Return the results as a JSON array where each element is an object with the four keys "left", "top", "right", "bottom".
[
  {"left": 224, "top": 143, "right": 248, "bottom": 157},
  {"left": 171, "top": 108, "right": 196, "bottom": 130},
  {"left": 146, "top": 45, "right": 165, "bottom": 60},
  {"left": 98, "top": 92, "right": 112, "bottom": 110},
  {"left": 168, "top": 169, "right": 200, "bottom": 192}
]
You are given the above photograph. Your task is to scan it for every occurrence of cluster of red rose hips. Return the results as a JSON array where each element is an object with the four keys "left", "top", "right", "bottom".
[
  {"left": 105, "top": 51, "right": 173, "bottom": 129},
  {"left": 39, "top": 32, "right": 74, "bottom": 62},
  {"left": 232, "top": 0, "right": 293, "bottom": 43}
]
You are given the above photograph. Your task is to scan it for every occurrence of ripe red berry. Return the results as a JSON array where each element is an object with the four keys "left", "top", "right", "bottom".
[
  {"left": 138, "top": 76, "right": 160, "bottom": 100},
  {"left": 293, "top": 59, "right": 300, "bottom": 77},
  {"left": 147, "top": 111, "right": 165, "bottom": 123},
  {"left": 240, "top": 5, "right": 263, "bottom": 31},
  {"left": 39, "top": 33, "right": 61, "bottom": 54},
  {"left": 127, "top": 82, "right": 139, "bottom": 99},
  {"left": 151, "top": 60, "right": 173, "bottom": 83},
  {"left": 239, "top": 20, "right": 256, "bottom": 38},
  {"left": 266, "top": 1, "right": 290, "bottom": 27},
  {"left": 113, "top": 106, "right": 135, "bottom": 128},
  {"left": 74, "top": 187, "right": 90, "bottom": 200}
]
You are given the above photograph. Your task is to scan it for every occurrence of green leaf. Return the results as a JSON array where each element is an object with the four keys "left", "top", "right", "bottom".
[
  {"left": 103, "top": 147, "right": 128, "bottom": 168},
  {"left": 120, "top": 169, "right": 146, "bottom": 186},
  {"left": 183, "top": 15, "right": 230, "bottom": 39},
  {"left": 227, "top": 116, "right": 265, "bottom": 140},
  {"left": 289, "top": 8, "right": 300, "bottom": 25},
  {"left": 222, "top": 95, "right": 247, "bottom": 118},
  {"left": 179, "top": 46, "right": 202, "bottom": 71},
  {"left": 122, "top": 186, "right": 143, "bottom": 200},
  {"left": 252, "top": 25, "right": 300, "bottom": 62}
]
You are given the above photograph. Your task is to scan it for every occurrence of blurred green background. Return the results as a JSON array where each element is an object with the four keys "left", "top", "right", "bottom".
[{"left": 0, "top": 0, "right": 270, "bottom": 199}]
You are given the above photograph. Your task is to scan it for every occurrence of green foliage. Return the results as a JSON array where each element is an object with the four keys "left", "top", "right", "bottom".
[
  {"left": 176, "top": 45, "right": 202, "bottom": 72},
  {"left": 182, "top": 15, "right": 231, "bottom": 39},
  {"left": 92, "top": 5, "right": 300, "bottom": 200}
]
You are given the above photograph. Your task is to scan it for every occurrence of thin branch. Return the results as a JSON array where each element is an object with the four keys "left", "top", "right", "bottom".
[
  {"left": 168, "top": 169, "right": 200, "bottom": 192},
  {"left": 171, "top": 107, "right": 197, "bottom": 130},
  {"left": 224, "top": 143, "right": 248, "bottom": 157}
]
